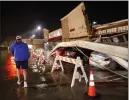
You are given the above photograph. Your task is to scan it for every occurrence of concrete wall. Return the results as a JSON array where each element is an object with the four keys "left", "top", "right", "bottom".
[
  {"left": 43, "top": 29, "right": 49, "bottom": 42},
  {"left": 33, "top": 44, "right": 44, "bottom": 49},
  {"left": 60, "top": 2, "right": 91, "bottom": 41},
  {"left": 49, "top": 28, "right": 62, "bottom": 39},
  {"left": 22, "top": 39, "right": 44, "bottom": 45},
  {"left": 33, "top": 39, "right": 44, "bottom": 45}
]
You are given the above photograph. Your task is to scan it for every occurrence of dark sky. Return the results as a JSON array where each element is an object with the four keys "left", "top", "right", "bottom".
[{"left": 1, "top": 1, "right": 128, "bottom": 39}]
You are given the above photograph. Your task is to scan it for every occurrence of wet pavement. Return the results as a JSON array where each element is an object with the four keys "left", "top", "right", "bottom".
[{"left": 0, "top": 50, "right": 128, "bottom": 100}]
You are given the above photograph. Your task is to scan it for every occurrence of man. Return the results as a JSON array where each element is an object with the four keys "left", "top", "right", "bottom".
[{"left": 10, "top": 35, "right": 30, "bottom": 87}]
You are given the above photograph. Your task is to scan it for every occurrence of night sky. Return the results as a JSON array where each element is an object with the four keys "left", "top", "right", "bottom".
[{"left": 1, "top": 1, "right": 128, "bottom": 39}]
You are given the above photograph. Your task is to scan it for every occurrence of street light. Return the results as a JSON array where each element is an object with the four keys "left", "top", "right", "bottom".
[
  {"left": 33, "top": 34, "right": 35, "bottom": 37},
  {"left": 30, "top": 34, "right": 35, "bottom": 39},
  {"left": 37, "top": 26, "right": 41, "bottom": 31},
  {"left": 93, "top": 21, "right": 97, "bottom": 25}
]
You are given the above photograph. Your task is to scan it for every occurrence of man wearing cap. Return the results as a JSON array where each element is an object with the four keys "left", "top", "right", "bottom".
[{"left": 10, "top": 35, "right": 30, "bottom": 87}]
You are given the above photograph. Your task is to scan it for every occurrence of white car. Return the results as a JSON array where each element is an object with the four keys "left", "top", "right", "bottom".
[{"left": 89, "top": 51, "right": 117, "bottom": 70}]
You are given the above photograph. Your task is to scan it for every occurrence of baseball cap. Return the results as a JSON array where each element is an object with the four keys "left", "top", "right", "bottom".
[{"left": 16, "top": 35, "right": 22, "bottom": 40}]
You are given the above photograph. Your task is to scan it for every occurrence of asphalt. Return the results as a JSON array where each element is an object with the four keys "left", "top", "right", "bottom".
[{"left": 0, "top": 50, "right": 128, "bottom": 100}]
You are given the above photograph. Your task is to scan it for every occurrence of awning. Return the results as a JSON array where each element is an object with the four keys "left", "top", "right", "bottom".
[{"left": 48, "top": 36, "right": 62, "bottom": 42}]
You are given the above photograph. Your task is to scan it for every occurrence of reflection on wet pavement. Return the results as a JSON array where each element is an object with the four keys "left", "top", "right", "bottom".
[
  {"left": 4, "top": 56, "right": 23, "bottom": 80},
  {"left": 16, "top": 87, "right": 28, "bottom": 100},
  {"left": 0, "top": 50, "right": 128, "bottom": 100}
]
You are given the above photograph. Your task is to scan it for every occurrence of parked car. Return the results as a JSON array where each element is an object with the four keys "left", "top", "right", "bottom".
[{"left": 89, "top": 51, "right": 117, "bottom": 70}]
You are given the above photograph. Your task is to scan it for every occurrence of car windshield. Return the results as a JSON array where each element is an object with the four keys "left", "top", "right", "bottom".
[{"left": 91, "top": 52, "right": 110, "bottom": 60}]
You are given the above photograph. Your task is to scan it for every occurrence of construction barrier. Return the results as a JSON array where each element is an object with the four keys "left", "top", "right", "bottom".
[
  {"left": 29, "top": 48, "right": 46, "bottom": 73},
  {"left": 88, "top": 70, "right": 96, "bottom": 97},
  {"left": 84, "top": 70, "right": 101, "bottom": 100},
  {"left": 51, "top": 55, "right": 88, "bottom": 87}
]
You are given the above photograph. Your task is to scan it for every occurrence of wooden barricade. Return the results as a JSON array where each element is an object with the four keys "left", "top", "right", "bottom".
[{"left": 51, "top": 55, "right": 88, "bottom": 87}]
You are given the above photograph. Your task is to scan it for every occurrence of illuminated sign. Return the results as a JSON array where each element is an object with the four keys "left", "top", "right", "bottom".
[{"left": 96, "top": 26, "right": 128, "bottom": 35}]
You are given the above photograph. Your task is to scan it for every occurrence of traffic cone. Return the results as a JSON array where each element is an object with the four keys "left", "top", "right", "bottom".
[
  {"left": 84, "top": 70, "right": 101, "bottom": 100},
  {"left": 88, "top": 70, "right": 96, "bottom": 97}
]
